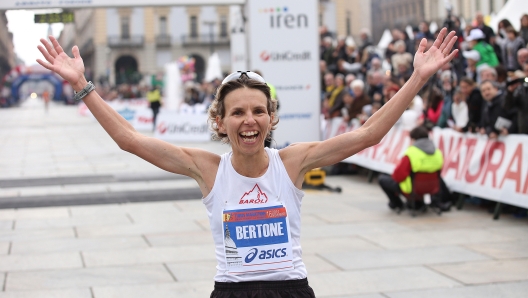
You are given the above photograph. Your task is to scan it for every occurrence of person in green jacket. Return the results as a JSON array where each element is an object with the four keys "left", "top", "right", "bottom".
[{"left": 465, "top": 28, "right": 499, "bottom": 67}]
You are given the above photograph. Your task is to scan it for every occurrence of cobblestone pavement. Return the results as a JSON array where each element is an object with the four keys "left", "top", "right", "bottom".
[{"left": 0, "top": 98, "right": 527, "bottom": 297}]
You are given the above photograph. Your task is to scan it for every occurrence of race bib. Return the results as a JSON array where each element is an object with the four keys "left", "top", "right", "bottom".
[{"left": 222, "top": 205, "right": 294, "bottom": 275}]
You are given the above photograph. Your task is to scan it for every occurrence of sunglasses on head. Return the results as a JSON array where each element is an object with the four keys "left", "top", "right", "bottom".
[{"left": 221, "top": 71, "right": 266, "bottom": 85}]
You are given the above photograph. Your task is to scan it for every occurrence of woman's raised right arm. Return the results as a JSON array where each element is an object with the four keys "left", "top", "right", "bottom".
[{"left": 37, "top": 37, "right": 219, "bottom": 195}]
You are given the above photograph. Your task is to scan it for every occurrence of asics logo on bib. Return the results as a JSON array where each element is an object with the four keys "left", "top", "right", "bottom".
[
  {"left": 245, "top": 248, "right": 258, "bottom": 263},
  {"left": 245, "top": 248, "right": 288, "bottom": 263}
]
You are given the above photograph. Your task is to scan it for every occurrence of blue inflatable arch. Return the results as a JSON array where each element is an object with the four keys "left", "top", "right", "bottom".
[{"left": 11, "top": 73, "right": 63, "bottom": 101}]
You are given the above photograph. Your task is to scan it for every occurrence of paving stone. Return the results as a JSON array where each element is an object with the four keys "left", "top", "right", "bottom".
[
  {"left": 303, "top": 254, "right": 341, "bottom": 274},
  {"left": 301, "top": 236, "right": 382, "bottom": 255},
  {"left": 321, "top": 246, "right": 490, "bottom": 270},
  {"left": 325, "top": 295, "right": 386, "bottom": 298},
  {"left": 390, "top": 210, "right": 501, "bottom": 231},
  {"left": 5, "top": 265, "right": 175, "bottom": 290},
  {"left": 361, "top": 229, "right": 515, "bottom": 249},
  {"left": 0, "top": 207, "right": 70, "bottom": 220},
  {"left": 0, "top": 252, "right": 82, "bottom": 271},
  {"left": 302, "top": 222, "right": 412, "bottom": 239},
  {"left": 309, "top": 266, "right": 460, "bottom": 297},
  {"left": 310, "top": 207, "right": 389, "bottom": 223},
  {"left": 386, "top": 281, "right": 528, "bottom": 298},
  {"left": 0, "top": 220, "right": 13, "bottom": 231},
  {"left": 0, "top": 242, "right": 9, "bottom": 255},
  {"left": 145, "top": 231, "right": 214, "bottom": 247},
  {"left": 0, "top": 288, "right": 92, "bottom": 298},
  {"left": 11, "top": 236, "right": 148, "bottom": 254},
  {"left": 165, "top": 260, "right": 217, "bottom": 282},
  {"left": 92, "top": 281, "right": 213, "bottom": 298},
  {"left": 486, "top": 226, "right": 528, "bottom": 240},
  {"left": 76, "top": 220, "right": 204, "bottom": 238},
  {"left": 430, "top": 259, "right": 528, "bottom": 284},
  {"left": 68, "top": 204, "right": 126, "bottom": 217},
  {"left": 0, "top": 228, "right": 75, "bottom": 242},
  {"left": 83, "top": 244, "right": 215, "bottom": 267},
  {"left": 14, "top": 215, "right": 131, "bottom": 230},
  {"left": 464, "top": 241, "right": 528, "bottom": 259}
]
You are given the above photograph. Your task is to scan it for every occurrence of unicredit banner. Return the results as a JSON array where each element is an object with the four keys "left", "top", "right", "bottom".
[
  {"left": 247, "top": 0, "right": 320, "bottom": 148},
  {"left": 324, "top": 119, "right": 528, "bottom": 209},
  {"left": 154, "top": 112, "right": 210, "bottom": 142}
]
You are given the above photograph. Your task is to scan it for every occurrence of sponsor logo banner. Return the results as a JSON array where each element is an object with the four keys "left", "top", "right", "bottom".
[
  {"left": 154, "top": 112, "right": 210, "bottom": 142},
  {"left": 248, "top": 0, "right": 320, "bottom": 146}
]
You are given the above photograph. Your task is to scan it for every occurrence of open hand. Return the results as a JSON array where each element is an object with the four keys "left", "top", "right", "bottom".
[
  {"left": 37, "top": 36, "right": 86, "bottom": 91},
  {"left": 413, "top": 28, "right": 458, "bottom": 82}
]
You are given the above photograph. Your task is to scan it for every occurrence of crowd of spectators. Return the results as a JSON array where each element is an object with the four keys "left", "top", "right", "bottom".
[{"left": 320, "top": 13, "right": 528, "bottom": 138}]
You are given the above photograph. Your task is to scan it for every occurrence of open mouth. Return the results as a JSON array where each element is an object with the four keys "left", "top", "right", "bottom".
[{"left": 239, "top": 131, "right": 259, "bottom": 143}]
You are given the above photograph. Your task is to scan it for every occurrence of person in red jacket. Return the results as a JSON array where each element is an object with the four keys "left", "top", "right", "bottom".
[{"left": 378, "top": 126, "right": 444, "bottom": 211}]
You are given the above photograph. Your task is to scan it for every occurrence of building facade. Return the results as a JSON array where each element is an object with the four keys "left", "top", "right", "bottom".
[
  {"left": 370, "top": 0, "right": 510, "bottom": 42},
  {"left": 319, "top": 0, "right": 372, "bottom": 44},
  {"left": 0, "top": 11, "right": 16, "bottom": 81},
  {"left": 60, "top": 5, "right": 232, "bottom": 86}
]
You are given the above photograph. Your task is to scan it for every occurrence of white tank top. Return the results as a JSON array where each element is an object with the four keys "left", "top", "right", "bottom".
[{"left": 203, "top": 147, "right": 308, "bottom": 282}]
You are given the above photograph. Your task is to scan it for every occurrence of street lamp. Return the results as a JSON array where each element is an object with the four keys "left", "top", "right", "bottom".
[{"left": 203, "top": 20, "right": 216, "bottom": 54}]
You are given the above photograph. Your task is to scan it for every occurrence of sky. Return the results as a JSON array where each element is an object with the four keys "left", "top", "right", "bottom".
[{"left": 6, "top": 9, "right": 64, "bottom": 66}]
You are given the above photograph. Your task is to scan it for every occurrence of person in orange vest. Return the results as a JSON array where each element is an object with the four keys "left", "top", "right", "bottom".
[
  {"left": 42, "top": 90, "right": 50, "bottom": 113},
  {"left": 378, "top": 126, "right": 444, "bottom": 211}
]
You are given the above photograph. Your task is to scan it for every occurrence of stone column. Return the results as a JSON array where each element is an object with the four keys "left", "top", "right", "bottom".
[{"left": 93, "top": 8, "right": 108, "bottom": 85}]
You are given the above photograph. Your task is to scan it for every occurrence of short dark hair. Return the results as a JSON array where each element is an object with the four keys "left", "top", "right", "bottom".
[{"left": 410, "top": 126, "right": 430, "bottom": 140}]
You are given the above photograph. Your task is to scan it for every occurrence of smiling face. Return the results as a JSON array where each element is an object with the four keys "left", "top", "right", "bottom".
[{"left": 217, "top": 88, "right": 273, "bottom": 154}]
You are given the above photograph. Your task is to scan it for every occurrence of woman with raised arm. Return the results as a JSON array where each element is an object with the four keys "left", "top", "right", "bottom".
[{"left": 37, "top": 28, "right": 457, "bottom": 298}]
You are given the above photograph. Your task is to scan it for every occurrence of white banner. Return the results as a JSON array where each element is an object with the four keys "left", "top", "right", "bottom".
[
  {"left": 229, "top": 5, "right": 248, "bottom": 72},
  {"left": 2, "top": 0, "right": 244, "bottom": 10},
  {"left": 154, "top": 112, "right": 210, "bottom": 142},
  {"left": 325, "top": 121, "right": 528, "bottom": 209},
  {"left": 247, "top": 0, "right": 320, "bottom": 148},
  {"left": 79, "top": 100, "right": 212, "bottom": 141}
]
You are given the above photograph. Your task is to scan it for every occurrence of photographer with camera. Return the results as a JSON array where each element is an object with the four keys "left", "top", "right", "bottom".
[{"left": 504, "top": 67, "right": 528, "bottom": 134}]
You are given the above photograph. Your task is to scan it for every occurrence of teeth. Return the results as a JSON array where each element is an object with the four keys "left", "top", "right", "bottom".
[
  {"left": 240, "top": 131, "right": 258, "bottom": 136},
  {"left": 241, "top": 136, "right": 257, "bottom": 143}
]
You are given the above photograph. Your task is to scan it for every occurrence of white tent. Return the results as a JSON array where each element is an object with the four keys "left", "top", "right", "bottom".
[
  {"left": 164, "top": 62, "right": 183, "bottom": 112},
  {"left": 430, "top": 21, "right": 438, "bottom": 33},
  {"left": 490, "top": 0, "right": 528, "bottom": 31},
  {"left": 204, "top": 52, "right": 223, "bottom": 82},
  {"left": 406, "top": 25, "right": 414, "bottom": 39},
  {"left": 377, "top": 29, "right": 392, "bottom": 49}
]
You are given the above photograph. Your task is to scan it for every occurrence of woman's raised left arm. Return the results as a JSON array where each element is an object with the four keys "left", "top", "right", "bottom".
[{"left": 281, "top": 28, "right": 458, "bottom": 188}]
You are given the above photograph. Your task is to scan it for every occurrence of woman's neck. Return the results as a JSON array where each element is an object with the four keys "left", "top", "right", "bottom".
[{"left": 231, "top": 149, "right": 269, "bottom": 178}]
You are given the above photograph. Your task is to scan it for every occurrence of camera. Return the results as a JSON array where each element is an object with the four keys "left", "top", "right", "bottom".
[{"left": 506, "top": 77, "right": 525, "bottom": 87}]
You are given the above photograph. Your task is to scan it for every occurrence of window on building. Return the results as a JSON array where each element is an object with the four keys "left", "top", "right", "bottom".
[
  {"left": 159, "top": 16, "right": 167, "bottom": 36},
  {"left": 476, "top": 0, "right": 480, "bottom": 12},
  {"left": 121, "top": 16, "right": 130, "bottom": 39},
  {"left": 190, "top": 15, "right": 198, "bottom": 38},
  {"left": 220, "top": 15, "right": 228, "bottom": 37},
  {"left": 489, "top": 0, "right": 494, "bottom": 13}
]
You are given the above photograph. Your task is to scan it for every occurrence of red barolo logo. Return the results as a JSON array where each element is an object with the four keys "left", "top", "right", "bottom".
[{"left": 239, "top": 184, "right": 268, "bottom": 204}]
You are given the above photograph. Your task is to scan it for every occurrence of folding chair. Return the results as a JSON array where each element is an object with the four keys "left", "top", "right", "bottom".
[{"left": 404, "top": 171, "right": 442, "bottom": 217}]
